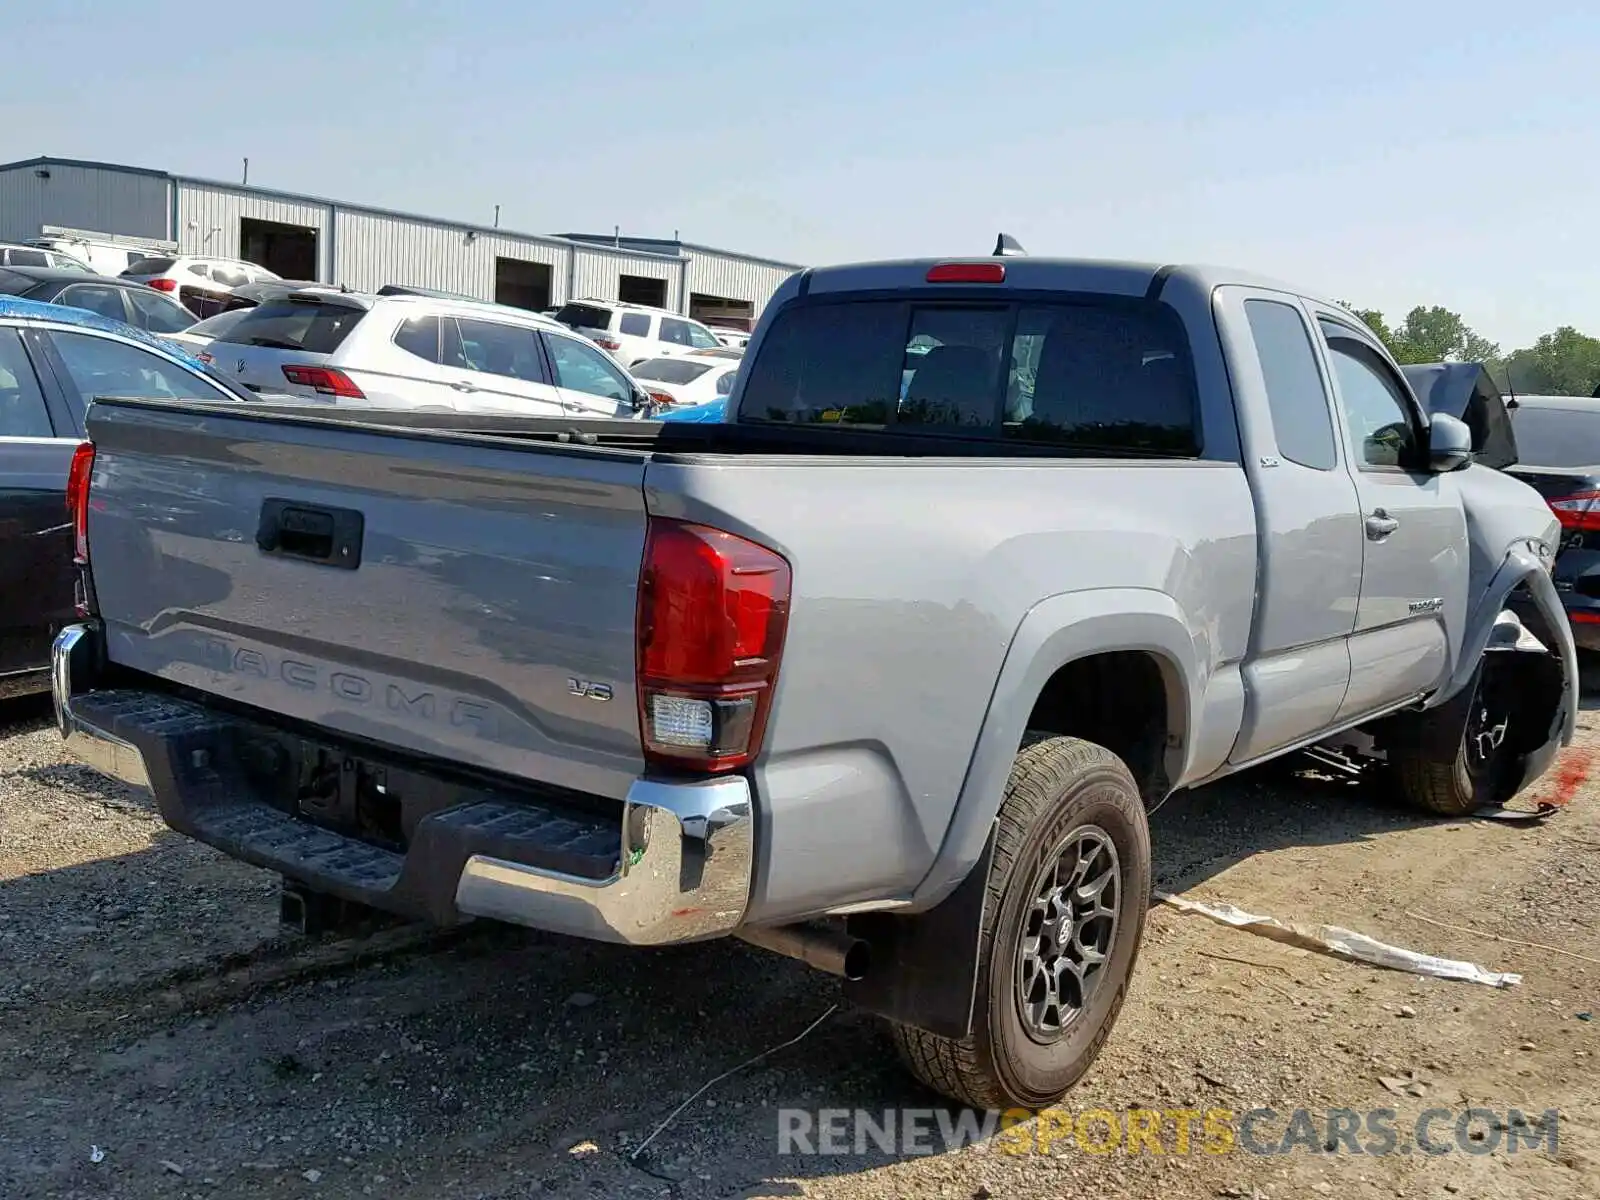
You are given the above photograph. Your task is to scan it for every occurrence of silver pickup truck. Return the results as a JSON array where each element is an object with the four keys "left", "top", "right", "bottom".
[{"left": 53, "top": 254, "right": 1576, "bottom": 1111}]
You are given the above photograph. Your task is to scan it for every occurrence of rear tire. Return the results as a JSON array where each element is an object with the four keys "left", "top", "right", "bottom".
[
  {"left": 1393, "top": 660, "right": 1516, "bottom": 816},
  {"left": 889, "top": 734, "right": 1151, "bottom": 1110}
]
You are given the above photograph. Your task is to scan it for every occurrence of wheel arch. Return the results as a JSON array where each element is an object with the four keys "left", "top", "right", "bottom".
[{"left": 912, "top": 589, "right": 1202, "bottom": 911}]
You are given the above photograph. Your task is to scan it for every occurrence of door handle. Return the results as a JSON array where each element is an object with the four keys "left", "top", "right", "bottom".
[
  {"left": 1365, "top": 509, "right": 1399, "bottom": 540},
  {"left": 450, "top": 380, "right": 477, "bottom": 392}
]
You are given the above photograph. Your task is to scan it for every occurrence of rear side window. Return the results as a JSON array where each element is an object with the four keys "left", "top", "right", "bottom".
[
  {"left": 126, "top": 287, "right": 196, "bottom": 334},
  {"left": 5, "top": 248, "right": 49, "bottom": 267},
  {"left": 619, "top": 312, "right": 651, "bottom": 336},
  {"left": 1509, "top": 406, "right": 1600, "bottom": 469},
  {"left": 453, "top": 318, "right": 547, "bottom": 383},
  {"left": 1245, "top": 299, "right": 1337, "bottom": 470},
  {"left": 56, "top": 284, "right": 130, "bottom": 323},
  {"left": 216, "top": 300, "right": 366, "bottom": 352},
  {"left": 739, "top": 298, "right": 1199, "bottom": 454},
  {"left": 393, "top": 315, "right": 442, "bottom": 363},
  {"left": 126, "top": 257, "right": 175, "bottom": 275},
  {"left": 555, "top": 303, "right": 614, "bottom": 331},
  {"left": 660, "top": 318, "right": 695, "bottom": 347}
]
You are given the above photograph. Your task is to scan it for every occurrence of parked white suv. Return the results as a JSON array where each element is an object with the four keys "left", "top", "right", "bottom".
[
  {"left": 206, "top": 290, "right": 646, "bottom": 418},
  {"left": 552, "top": 299, "right": 724, "bottom": 366},
  {"left": 121, "top": 255, "right": 281, "bottom": 318}
]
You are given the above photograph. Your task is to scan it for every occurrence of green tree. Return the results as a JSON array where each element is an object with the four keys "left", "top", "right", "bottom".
[
  {"left": 1389, "top": 306, "right": 1500, "bottom": 365},
  {"left": 1496, "top": 326, "right": 1600, "bottom": 396}
]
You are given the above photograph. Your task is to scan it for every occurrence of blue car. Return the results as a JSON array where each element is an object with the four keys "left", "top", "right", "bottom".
[{"left": 657, "top": 397, "right": 727, "bottom": 423}]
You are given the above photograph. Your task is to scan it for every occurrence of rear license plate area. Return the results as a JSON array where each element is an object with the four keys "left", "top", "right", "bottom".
[{"left": 293, "top": 746, "right": 405, "bottom": 850}]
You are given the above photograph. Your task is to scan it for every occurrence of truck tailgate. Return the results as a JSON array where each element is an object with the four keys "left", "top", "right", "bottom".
[{"left": 83, "top": 400, "right": 650, "bottom": 800}]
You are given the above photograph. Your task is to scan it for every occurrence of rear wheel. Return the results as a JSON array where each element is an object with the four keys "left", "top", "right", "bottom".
[
  {"left": 889, "top": 734, "right": 1151, "bottom": 1110},
  {"left": 1393, "top": 661, "right": 1516, "bottom": 816}
]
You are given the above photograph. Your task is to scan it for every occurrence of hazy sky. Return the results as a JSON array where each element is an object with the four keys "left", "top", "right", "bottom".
[{"left": 8, "top": 0, "right": 1598, "bottom": 347}]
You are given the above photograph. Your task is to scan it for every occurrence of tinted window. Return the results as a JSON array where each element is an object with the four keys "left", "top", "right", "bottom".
[
  {"left": 714, "top": 369, "right": 737, "bottom": 396},
  {"left": 554, "top": 303, "right": 613, "bottom": 331},
  {"left": 187, "top": 263, "right": 211, "bottom": 278},
  {"left": 125, "top": 287, "right": 196, "bottom": 334},
  {"left": 1508, "top": 405, "right": 1600, "bottom": 469},
  {"left": 1246, "top": 299, "right": 1336, "bottom": 470},
  {"left": 126, "top": 257, "right": 175, "bottom": 275},
  {"left": 5, "top": 248, "right": 49, "bottom": 267},
  {"left": 0, "top": 268, "right": 35, "bottom": 295},
  {"left": 216, "top": 300, "right": 366, "bottom": 352},
  {"left": 1320, "top": 323, "right": 1417, "bottom": 469},
  {"left": 631, "top": 359, "right": 713, "bottom": 384},
  {"left": 454, "top": 319, "right": 546, "bottom": 383},
  {"left": 393, "top": 315, "right": 441, "bottom": 363},
  {"left": 685, "top": 322, "right": 722, "bottom": 350},
  {"left": 55, "top": 284, "right": 130, "bottom": 323},
  {"left": 0, "top": 329, "right": 54, "bottom": 437},
  {"left": 619, "top": 312, "right": 651, "bottom": 336},
  {"left": 659, "top": 318, "right": 693, "bottom": 347},
  {"left": 545, "top": 335, "right": 632, "bottom": 404},
  {"left": 738, "top": 299, "right": 1198, "bottom": 454},
  {"left": 50, "top": 330, "right": 234, "bottom": 407},
  {"left": 180, "top": 309, "right": 252, "bottom": 340}
]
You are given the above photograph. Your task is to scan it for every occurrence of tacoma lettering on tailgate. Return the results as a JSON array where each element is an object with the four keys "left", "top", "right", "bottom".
[{"left": 199, "top": 637, "right": 496, "bottom": 735}]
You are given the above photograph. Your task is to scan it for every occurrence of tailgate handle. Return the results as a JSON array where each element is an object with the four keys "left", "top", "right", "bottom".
[{"left": 257, "top": 499, "right": 364, "bottom": 569}]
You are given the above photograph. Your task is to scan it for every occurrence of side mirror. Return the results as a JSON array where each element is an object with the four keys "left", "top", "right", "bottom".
[{"left": 1428, "top": 412, "right": 1473, "bottom": 472}]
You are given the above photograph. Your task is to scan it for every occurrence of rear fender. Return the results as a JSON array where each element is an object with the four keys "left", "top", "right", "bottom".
[{"left": 843, "top": 591, "right": 1199, "bottom": 1040}]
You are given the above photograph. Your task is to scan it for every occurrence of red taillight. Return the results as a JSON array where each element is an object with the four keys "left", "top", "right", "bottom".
[
  {"left": 145, "top": 277, "right": 178, "bottom": 293},
  {"left": 926, "top": 262, "right": 1006, "bottom": 284},
  {"left": 1549, "top": 491, "right": 1600, "bottom": 531},
  {"left": 636, "top": 519, "right": 791, "bottom": 772},
  {"left": 282, "top": 365, "right": 365, "bottom": 398},
  {"left": 67, "top": 442, "right": 95, "bottom": 565},
  {"left": 647, "top": 389, "right": 676, "bottom": 407},
  {"left": 1571, "top": 612, "right": 1600, "bottom": 625},
  {"left": 593, "top": 335, "right": 623, "bottom": 352}
]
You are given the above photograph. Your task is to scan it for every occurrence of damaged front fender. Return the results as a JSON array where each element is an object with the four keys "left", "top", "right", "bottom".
[{"left": 1386, "top": 544, "right": 1576, "bottom": 797}]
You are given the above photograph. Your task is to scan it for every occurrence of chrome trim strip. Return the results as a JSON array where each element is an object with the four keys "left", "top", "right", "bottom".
[
  {"left": 455, "top": 775, "right": 753, "bottom": 946},
  {"left": 52, "top": 622, "right": 152, "bottom": 790}
]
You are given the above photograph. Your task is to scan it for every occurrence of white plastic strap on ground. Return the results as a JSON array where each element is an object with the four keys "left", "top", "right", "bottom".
[{"left": 1155, "top": 891, "right": 1522, "bottom": 988}]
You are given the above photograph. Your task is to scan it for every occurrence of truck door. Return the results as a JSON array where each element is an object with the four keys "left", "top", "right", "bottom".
[
  {"left": 1215, "top": 289, "right": 1366, "bottom": 764},
  {"left": 1312, "top": 311, "right": 1466, "bottom": 721}
]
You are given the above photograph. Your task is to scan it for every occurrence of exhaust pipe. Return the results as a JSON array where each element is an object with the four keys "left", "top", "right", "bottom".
[{"left": 737, "top": 921, "right": 871, "bottom": 981}]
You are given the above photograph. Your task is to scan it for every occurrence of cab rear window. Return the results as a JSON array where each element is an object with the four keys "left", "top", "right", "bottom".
[
  {"left": 215, "top": 300, "right": 366, "bottom": 353},
  {"left": 737, "top": 298, "right": 1200, "bottom": 455}
]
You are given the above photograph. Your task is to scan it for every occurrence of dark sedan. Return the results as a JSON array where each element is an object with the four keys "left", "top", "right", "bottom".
[
  {"left": 0, "top": 295, "right": 252, "bottom": 699},
  {"left": 0, "top": 266, "right": 196, "bottom": 336}
]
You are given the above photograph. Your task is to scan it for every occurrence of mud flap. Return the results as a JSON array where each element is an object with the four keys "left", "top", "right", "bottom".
[{"left": 842, "top": 831, "right": 995, "bottom": 1039}]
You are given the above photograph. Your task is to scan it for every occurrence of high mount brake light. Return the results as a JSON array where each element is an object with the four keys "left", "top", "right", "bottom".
[{"left": 926, "top": 262, "right": 1006, "bottom": 284}]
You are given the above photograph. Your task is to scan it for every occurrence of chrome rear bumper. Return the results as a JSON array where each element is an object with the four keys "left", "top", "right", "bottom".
[{"left": 50, "top": 622, "right": 753, "bottom": 945}]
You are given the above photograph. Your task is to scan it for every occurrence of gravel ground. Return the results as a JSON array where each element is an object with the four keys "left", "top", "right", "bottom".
[{"left": 2, "top": 691, "right": 1597, "bottom": 1200}]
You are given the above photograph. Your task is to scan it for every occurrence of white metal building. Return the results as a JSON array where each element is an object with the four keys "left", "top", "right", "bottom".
[{"left": 0, "top": 157, "right": 802, "bottom": 325}]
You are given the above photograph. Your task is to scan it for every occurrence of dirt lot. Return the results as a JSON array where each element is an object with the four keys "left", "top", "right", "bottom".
[{"left": 2, "top": 693, "right": 1597, "bottom": 1200}]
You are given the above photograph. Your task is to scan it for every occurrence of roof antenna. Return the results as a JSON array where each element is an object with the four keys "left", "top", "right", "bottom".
[
  {"left": 1503, "top": 364, "right": 1518, "bottom": 409},
  {"left": 993, "top": 233, "right": 1027, "bottom": 257}
]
